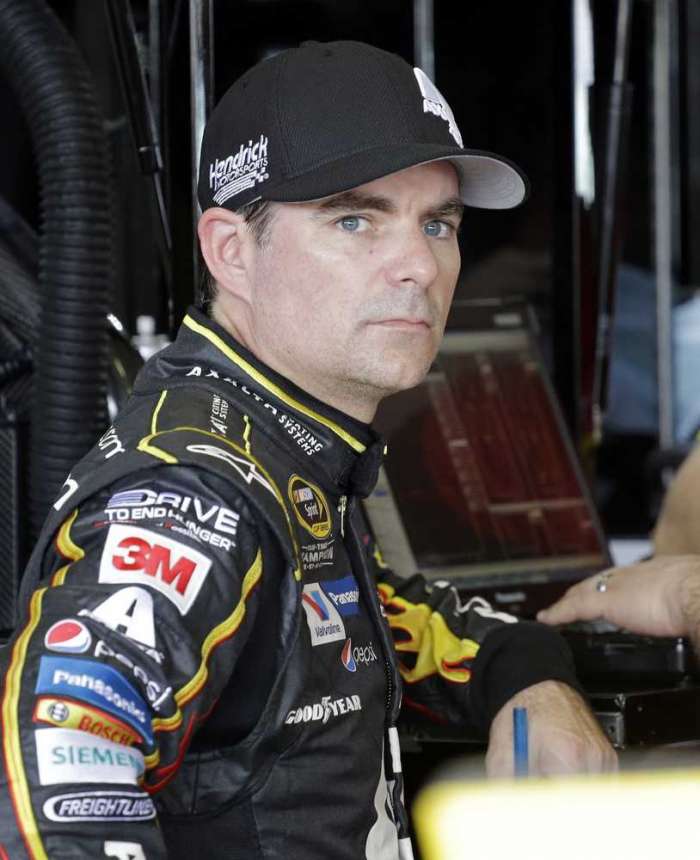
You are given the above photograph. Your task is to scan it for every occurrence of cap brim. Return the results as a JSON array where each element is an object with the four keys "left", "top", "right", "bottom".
[{"left": 259, "top": 143, "right": 529, "bottom": 210}]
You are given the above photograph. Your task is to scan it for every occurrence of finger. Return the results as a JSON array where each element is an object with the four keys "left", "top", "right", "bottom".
[
  {"left": 484, "top": 748, "right": 512, "bottom": 779},
  {"left": 537, "top": 581, "right": 603, "bottom": 625}
]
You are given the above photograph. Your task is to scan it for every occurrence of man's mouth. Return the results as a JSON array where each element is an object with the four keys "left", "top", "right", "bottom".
[{"left": 369, "top": 318, "right": 431, "bottom": 330}]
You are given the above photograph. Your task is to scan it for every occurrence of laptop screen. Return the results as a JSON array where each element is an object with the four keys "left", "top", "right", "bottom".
[{"left": 364, "top": 301, "right": 608, "bottom": 610}]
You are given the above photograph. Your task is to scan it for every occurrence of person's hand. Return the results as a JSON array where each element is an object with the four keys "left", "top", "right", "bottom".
[
  {"left": 536, "top": 556, "right": 700, "bottom": 637},
  {"left": 485, "top": 680, "right": 617, "bottom": 777}
]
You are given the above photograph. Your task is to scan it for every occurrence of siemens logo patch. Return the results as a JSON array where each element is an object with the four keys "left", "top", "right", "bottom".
[
  {"left": 35, "top": 656, "right": 152, "bottom": 745},
  {"left": 35, "top": 728, "right": 144, "bottom": 786},
  {"left": 43, "top": 790, "right": 155, "bottom": 823},
  {"left": 322, "top": 575, "right": 360, "bottom": 617}
]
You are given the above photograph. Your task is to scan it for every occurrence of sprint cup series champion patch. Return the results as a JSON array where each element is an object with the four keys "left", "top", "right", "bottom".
[{"left": 287, "top": 475, "right": 332, "bottom": 540}]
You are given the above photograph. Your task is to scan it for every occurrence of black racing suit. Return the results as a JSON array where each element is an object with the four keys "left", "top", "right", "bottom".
[{"left": 0, "top": 308, "right": 580, "bottom": 860}]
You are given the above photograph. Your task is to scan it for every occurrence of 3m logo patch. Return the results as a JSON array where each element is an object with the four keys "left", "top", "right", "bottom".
[
  {"left": 45, "top": 619, "right": 92, "bottom": 654},
  {"left": 99, "top": 525, "right": 211, "bottom": 614},
  {"left": 301, "top": 583, "right": 345, "bottom": 646}
]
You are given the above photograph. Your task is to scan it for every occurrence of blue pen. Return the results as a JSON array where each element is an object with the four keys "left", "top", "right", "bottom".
[{"left": 513, "top": 707, "right": 529, "bottom": 777}]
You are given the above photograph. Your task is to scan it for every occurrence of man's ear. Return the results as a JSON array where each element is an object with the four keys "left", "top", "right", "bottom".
[{"left": 197, "top": 207, "right": 254, "bottom": 302}]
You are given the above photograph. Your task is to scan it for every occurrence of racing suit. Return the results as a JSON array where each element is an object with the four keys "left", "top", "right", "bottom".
[{"left": 0, "top": 307, "right": 580, "bottom": 860}]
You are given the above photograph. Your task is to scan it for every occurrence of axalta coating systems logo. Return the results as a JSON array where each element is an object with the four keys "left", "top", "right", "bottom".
[{"left": 288, "top": 475, "right": 331, "bottom": 539}]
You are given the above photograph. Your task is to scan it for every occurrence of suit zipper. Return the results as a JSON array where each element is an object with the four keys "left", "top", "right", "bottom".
[
  {"left": 338, "top": 494, "right": 347, "bottom": 537},
  {"left": 344, "top": 497, "right": 395, "bottom": 718}
]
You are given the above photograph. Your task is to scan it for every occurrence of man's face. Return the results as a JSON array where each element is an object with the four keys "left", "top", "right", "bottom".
[{"left": 245, "top": 161, "right": 462, "bottom": 418}]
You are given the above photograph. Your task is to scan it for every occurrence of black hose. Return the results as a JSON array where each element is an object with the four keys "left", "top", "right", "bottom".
[{"left": 0, "top": 0, "right": 114, "bottom": 538}]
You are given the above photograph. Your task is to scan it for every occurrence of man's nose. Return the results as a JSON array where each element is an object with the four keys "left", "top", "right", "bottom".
[{"left": 383, "top": 229, "right": 439, "bottom": 289}]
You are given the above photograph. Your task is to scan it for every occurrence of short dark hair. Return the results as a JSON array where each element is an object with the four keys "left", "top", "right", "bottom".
[{"left": 199, "top": 199, "right": 275, "bottom": 312}]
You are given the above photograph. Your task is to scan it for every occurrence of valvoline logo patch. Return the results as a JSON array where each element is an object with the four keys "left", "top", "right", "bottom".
[
  {"left": 301, "top": 583, "right": 345, "bottom": 646},
  {"left": 321, "top": 575, "right": 360, "bottom": 617},
  {"left": 302, "top": 590, "right": 329, "bottom": 621},
  {"left": 341, "top": 639, "right": 357, "bottom": 672},
  {"left": 44, "top": 620, "right": 92, "bottom": 655}
]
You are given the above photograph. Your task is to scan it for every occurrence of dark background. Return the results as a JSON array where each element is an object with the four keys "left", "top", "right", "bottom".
[{"left": 1, "top": 0, "right": 698, "bottom": 534}]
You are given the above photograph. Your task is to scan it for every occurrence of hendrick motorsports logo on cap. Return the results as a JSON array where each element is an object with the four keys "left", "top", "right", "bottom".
[
  {"left": 288, "top": 475, "right": 332, "bottom": 539},
  {"left": 209, "top": 133, "right": 270, "bottom": 207}
]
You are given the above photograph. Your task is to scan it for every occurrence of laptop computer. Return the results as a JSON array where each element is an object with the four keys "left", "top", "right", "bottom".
[{"left": 364, "top": 298, "right": 609, "bottom": 619}]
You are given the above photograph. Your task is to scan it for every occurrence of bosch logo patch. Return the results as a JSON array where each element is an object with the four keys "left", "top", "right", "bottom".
[
  {"left": 44, "top": 620, "right": 92, "bottom": 655},
  {"left": 99, "top": 524, "right": 211, "bottom": 614}
]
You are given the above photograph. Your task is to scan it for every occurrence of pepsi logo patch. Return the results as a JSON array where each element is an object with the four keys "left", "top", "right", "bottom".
[
  {"left": 341, "top": 638, "right": 357, "bottom": 672},
  {"left": 44, "top": 620, "right": 92, "bottom": 655}
]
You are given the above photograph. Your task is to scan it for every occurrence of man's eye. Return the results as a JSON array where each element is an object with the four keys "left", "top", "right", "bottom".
[
  {"left": 423, "top": 220, "right": 452, "bottom": 238},
  {"left": 337, "top": 215, "right": 368, "bottom": 232}
]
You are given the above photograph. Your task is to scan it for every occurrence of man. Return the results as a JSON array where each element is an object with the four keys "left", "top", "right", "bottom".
[
  {"left": 0, "top": 41, "right": 614, "bottom": 860},
  {"left": 539, "top": 441, "right": 700, "bottom": 645}
]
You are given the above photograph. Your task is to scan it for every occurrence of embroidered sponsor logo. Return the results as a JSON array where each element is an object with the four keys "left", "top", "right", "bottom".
[
  {"left": 93, "top": 639, "right": 171, "bottom": 711},
  {"left": 35, "top": 656, "right": 152, "bottom": 744},
  {"left": 301, "top": 539, "right": 334, "bottom": 570},
  {"left": 301, "top": 583, "right": 345, "bottom": 645},
  {"left": 285, "top": 694, "right": 362, "bottom": 725},
  {"left": 43, "top": 790, "right": 155, "bottom": 823},
  {"left": 45, "top": 619, "right": 92, "bottom": 655},
  {"left": 54, "top": 474, "right": 79, "bottom": 511},
  {"left": 278, "top": 414, "right": 323, "bottom": 456},
  {"left": 99, "top": 525, "right": 212, "bottom": 615},
  {"left": 80, "top": 587, "right": 158, "bottom": 650},
  {"left": 341, "top": 638, "right": 378, "bottom": 672},
  {"left": 210, "top": 394, "right": 229, "bottom": 436},
  {"left": 186, "top": 443, "right": 275, "bottom": 496},
  {"left": 209, "top": 133, "right": 270, "bottom": 205},
  {"left": 33, "top": 697, "right": 143, "bottom": 747},
  {"left": 413, "top": 67, "right": 463, "bottom": 147},
  {"left": 35, "top": 728, "right": 145, "bottom": 786},
  {"left": 98, "top": 426, "right": 125, "bottom": 460},
  {"left": 288, "top": 476, "right": 331, "bottom": 539},
  {"left": 322, "top": 575, "right": 360, "bottom": 617},
  {"left": 104, "top": 488, "right": 239, "bottom": 551},
  {"left": 104, "top": 841, "right": 147, "bottom": 860},
  {"left": 184, "top": 367, "right": 326, "bottom": 457}
]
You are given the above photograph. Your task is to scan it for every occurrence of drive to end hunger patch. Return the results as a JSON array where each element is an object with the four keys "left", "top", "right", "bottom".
[{"left": 288, "top": 475, "right": 332, "bottom": 539}]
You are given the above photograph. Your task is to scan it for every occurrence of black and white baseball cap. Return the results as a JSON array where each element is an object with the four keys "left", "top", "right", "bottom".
[{"left": 198, "top": 40, "right": 528, "bottom": 212}]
